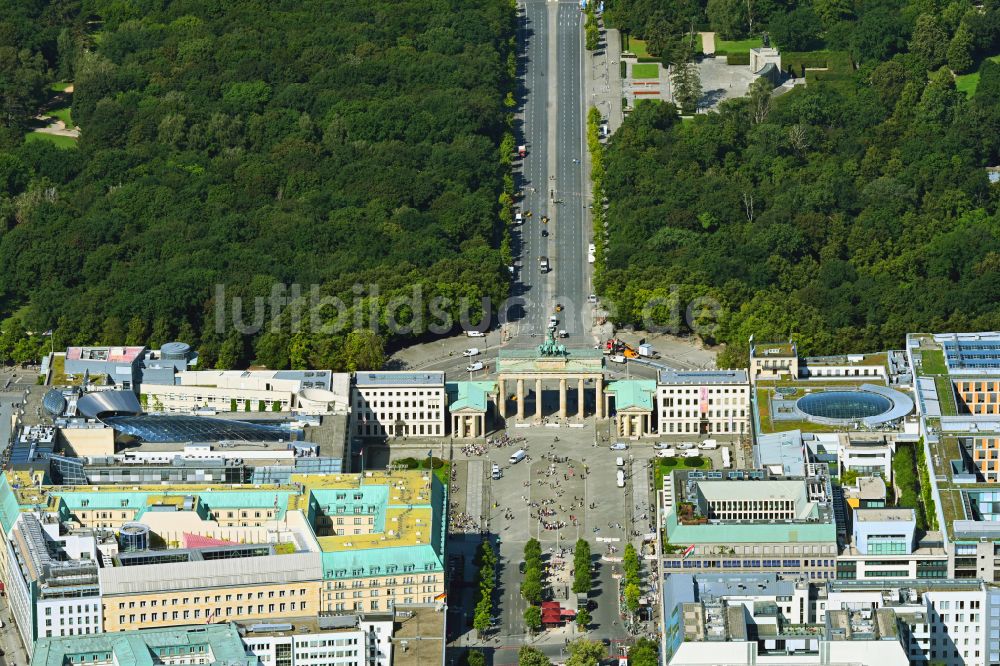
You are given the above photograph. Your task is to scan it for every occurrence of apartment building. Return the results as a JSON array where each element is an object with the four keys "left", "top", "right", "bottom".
[
  {"left": 656, "top": 370, "right": 750, "bottom": 436},
  {"left": 819, "top": 579, "right": 1000, "bottom": 666},
  {"left": 749, "top": 340, "right": 799, "bottom": 383},
  {"left": 351, "top": 372, "right": 446, "bottom": 438},
  {"left": 241, "top": 615, "right": 394, "bottom": 666},
  {"left": 662, "top": 573, "right": 909, "bottom": 666},
  {"left": 660, "top": 575, "right": 1000, "bottom": 666},
  {"left": 0, "top": 470, "right": 446, "bottom": 650},
  {"left": 836, "top": 507, "right": 949, "bottom": 581},
  {"left": 29, "top": 623, "right": 258, "bottom": 666}
]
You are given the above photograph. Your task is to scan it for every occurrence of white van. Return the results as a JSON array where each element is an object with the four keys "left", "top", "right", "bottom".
[
  {"left": 467, "top": 330, "right": 485, "bottom": 337},
  {"left": 466, "top": 361, "right": 484, "bottom": 372},
  {"left": 656, "top": 448, "right": 676, "bottom": 458},
  {"left": 491, "top": 463, "right": 502, "bottom": 479},
  {"left": 616, "top": 469, "right": 625, "bottom": 488},
  {"left": 510, "top": 449, "right": 527, "bottom": 464},
  {"left": 698, "top": 439, "right": 718, "bottom": 450},
  {"left": 615, "top": 456, "right": 624, "bottom": 467},
  {"left": 684, "top": 449, "right": 701, "bottom": 458}
]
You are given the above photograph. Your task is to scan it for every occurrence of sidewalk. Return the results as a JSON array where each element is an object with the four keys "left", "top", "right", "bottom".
[
  {"left": 0, "top": 596, "right": 30, "bottom": 666},
  {"left": 587, "top": 23, "right": 623, "bottom": 132}
]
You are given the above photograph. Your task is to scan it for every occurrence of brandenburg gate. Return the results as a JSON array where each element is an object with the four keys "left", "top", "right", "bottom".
[{"left": 495, "top": 332, "right": 605, "bottom": 421}]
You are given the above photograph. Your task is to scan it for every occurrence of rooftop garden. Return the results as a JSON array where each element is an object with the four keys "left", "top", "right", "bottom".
[
  {"left": 654, "top": 456, "right": 709, "bottom": 489},
  {"left": 675, "top": 501, "right": 708, "bottom": 525},
  {"left": 919, "top": 349, "right": 948, "bottom": 375}
]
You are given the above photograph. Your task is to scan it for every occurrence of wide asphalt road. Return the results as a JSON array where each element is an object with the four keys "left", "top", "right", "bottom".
[
  {"left": 510, "top": 0, "right": 590, "bottom": 346},
  {"left": 554, "top": 2, "right": 588, "bottom": 340},
  {"left": 513, "top": 0, "right": 550, "bottom": 341}
]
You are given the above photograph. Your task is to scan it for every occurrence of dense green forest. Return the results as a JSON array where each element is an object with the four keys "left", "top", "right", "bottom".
[
  {"left": 600, "top": 0, "right": 1000, "bottom": 366},
  {"left": 0, "top": 0, "right": 517, "bottom": 369}
]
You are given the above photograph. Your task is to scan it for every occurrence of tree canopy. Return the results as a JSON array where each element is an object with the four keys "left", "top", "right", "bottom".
[
  {"left": 0, "top": 0, "right": 517, "bottom": 370},
  {"left": 599, "top": 0, "right": 1000, "bottom": 364}
]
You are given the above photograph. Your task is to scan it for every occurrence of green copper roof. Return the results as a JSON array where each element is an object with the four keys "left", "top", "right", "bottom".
[
  {"left": 606, "top": 380, "right": 657, "bottom": 411},
  {"left": 31, "top": 623, "right": 255, "bottom": 666},
  {"left": 0, "top": 475, "right": 22, "bottom": 533},
  {"left": 496, "top": 347, "right": 604, "bottom": 375},
  {"left": 665, "top": 509, "right": 836, "bottom": 543},
  {"left": 446, "top": 381, "right": 496, "bottom": 412}
]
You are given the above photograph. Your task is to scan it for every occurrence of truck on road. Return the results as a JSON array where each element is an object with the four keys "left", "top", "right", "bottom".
[{"left": 540, "top": 256, "right": 549, "bottom": 273}]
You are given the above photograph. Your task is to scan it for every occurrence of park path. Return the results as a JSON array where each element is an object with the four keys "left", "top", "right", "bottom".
[
  {"left": 699, "top": 31, "right": 716, "bottom": 55},
  {"left": 33, "top": 118, "right": 79, "bottom": 138}
]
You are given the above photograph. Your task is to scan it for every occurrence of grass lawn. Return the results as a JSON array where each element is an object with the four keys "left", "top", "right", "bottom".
[
  {"left": 25, "top": 132, "right": 78, "bottom": 149},
  {"left": 632, "top": 63, "right": 659, "bottom": 79},
  {"left": 654, "top": 456, "right": 710, "bottom": 489},
  {"left": 920, "top": 349, "right": 948, "bottom": 375},
  {"left": 50, "top": 81, "right": 72, "bottom": 92},
  {"left": 625, "top": 37, "right": 650, "bottom": 58},
  {"left": 713, "top": 36, "right": 763, "bottom": 55},
  {"left": 48, "top": 106, "right": 73, "bottom": 128},
  {"left": 434, "top": 461, "right": 451, "bottom": 488},
  {"left": 955, "top": 55, "right": 1000, "bottom": 97},
  {"left": 49, "top": 354, "right": 68, "bottom": 385}
]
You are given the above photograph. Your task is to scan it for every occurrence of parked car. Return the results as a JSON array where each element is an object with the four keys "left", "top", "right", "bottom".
[
  {"left": 656, "top": 449, "right": 677, "bottom": 458},
  {"left": 588, "top": 294, "right": 598, "bottom": 303},
  {"left": 684, "top": 449, "right": 701, "bottom": 458},
  {"left": 616, "top": 469, "right": 625, "bottom": 487},
  {"left": 462, "top": 348, "right": 480, "bottom": 357},
  {"left": 676, "top": 442, "right": 695, "bottom": 450},
  {"left": 467, "top": 330, "right": 485, "bottom": 337},
  {"left": 698, "top": 439, "right": 718, "bottom": 450},
  {"left": 615, "top": 457, "right": 625, "bottom": 467},
  {"left": 558, "top": 329, "right": 568, "bottom": 338},
  {"left": 466, "top": 361, "right": 484, "bottom": 372}
]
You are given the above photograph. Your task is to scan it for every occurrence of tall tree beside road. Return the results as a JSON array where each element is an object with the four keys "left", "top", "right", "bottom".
[
  {"left": 572, "top": 539, "right": 592, "bottom": 594},
  {"left": 566, "top": 639, "right": 606, "bottom": 666},
  {"left": 586, "top": 10, "right": 601, "bottom": 51},
  {"left": 518, "top": 646, "right": 553, "bottom": 666},
  {"left": 340, "top": 329, "right": 385, "bottom": 373},
  {"left": 522, "top": 538, "right": 544, "bottom": 604},
  {"left": 627, "top": 639, "right": 659, "bottom": 666},
  {"left": 624, "top": 582, "right": 641, "bottom": 614},
  {"left": 524, "top": 604, "right": 542, "bottom": 632},
  {"left": 576, "top": 607, "right": 592, "bottom": 629}
]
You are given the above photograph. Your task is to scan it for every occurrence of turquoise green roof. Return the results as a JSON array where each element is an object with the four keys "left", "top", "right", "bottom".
[
  {"left": 606, "top": 379, "right": 656, "bottom": 411},
  {"left": 311, "top": 484, "right": 389, "bottom": 532},
  {"left": 446, "top": 381, "right": 496, "bottom": 412},
  {"left": 54, "top": 490, "right": 296, "bottom": 521},
  {"left": 0, "top": 475, "right": 22, "bottom": 533},
  {"left": 496, "top": 347, "right": 604, "bottom": 374},
  {"left": 665, "top": 509, "right": 836, "bottom": 543},
  {"left": 319, "top": 475, "right": 447, "bottom": 579},
  {"left": 31, "top": 623, "right": 255, "bottom": 666}
]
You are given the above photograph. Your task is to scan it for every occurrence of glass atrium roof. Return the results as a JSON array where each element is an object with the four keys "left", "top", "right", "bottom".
[{"left": 102, "top": 415, "right": 299, "bottom": 443}]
